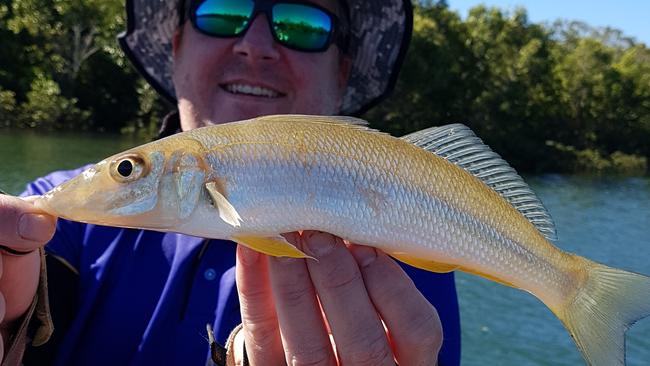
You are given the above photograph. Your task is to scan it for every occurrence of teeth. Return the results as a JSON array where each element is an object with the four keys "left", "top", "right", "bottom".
[{"left": 225, "top": 84, "right": 280, "bottom": 98}]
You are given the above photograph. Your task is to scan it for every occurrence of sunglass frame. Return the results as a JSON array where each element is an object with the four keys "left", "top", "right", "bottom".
[{"left": 188, "top": 0, "right": 349, "bottom": 52}]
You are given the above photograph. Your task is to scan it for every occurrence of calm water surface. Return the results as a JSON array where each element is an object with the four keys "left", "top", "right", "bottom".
[
  {"left": 1, "top": 130, "right": 649, "bottom": 365},
  {"left": 459, "top": 175, "right": 650, "bottom": 366},
  {"left": 0, "top": 130, "right": 148, "bottom": 194}
]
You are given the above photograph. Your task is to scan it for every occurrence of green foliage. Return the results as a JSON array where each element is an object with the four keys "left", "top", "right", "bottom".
[
  {"left": 545, "top": 141, "right": 647, "bottom": 174},
  {"left": 0, "top": 0, "right": 165, "bottom": 138},
  {"left": 7, "top": 0, "right": 124, "bottom": 89},
  {"left": 17, "top": 72, "right": 91, "bottom": 129},
  {"left": 366, "top": 4, "right": 649, "bottom": 174},
  {"left": 610, "top": 151, "right": 647, "bottom": 174},
  {"left": 0, "top": 87, "right": 17, "bottom": 127},
  {"left": 120, "top": 81, "right": 170, "bottom": 139},
  {"left": 1, "top": 1, "right": 648, "bottom": 174}
]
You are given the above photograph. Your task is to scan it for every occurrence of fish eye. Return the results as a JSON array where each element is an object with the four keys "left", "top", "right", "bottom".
[
  {"left": 110, "top": 154, "right": 147, "bottom": 183},
  {"left": 117, "top": 160, "right": 133, "bottom": 178}
]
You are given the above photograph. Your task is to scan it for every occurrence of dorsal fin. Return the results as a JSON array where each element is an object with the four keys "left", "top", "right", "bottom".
[
  {"left": 402, "top": 124, "right": 558, "bottom": 242},
  {"left": 254, "top": 114, "right": 370, "bottom": 127},
  {"left": 247, "top": 114, "right": 393, "bottom": 136}
]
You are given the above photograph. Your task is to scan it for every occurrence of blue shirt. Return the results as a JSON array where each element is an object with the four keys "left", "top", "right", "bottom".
[{"left": 24, "top": 166, "right": 461, "bottom": 366}]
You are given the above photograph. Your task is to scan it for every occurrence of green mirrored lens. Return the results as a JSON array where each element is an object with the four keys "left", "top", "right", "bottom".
[
  {"left": 195, "top": 0, "right": 254, "bottom": 36},
  {"left": 272, "top": 4, "right": 332, "bottom": 50}
]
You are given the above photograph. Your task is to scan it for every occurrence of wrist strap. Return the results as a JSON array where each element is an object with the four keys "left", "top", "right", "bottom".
[
  {"left": 207, "top": 323, "right": 249, "bottom": 366},
  {"left": 0, "top": 245, "right": 36, "bottom": 256}
]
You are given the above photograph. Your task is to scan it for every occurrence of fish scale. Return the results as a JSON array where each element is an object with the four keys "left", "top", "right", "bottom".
[
  {"left": 192, "top": 119, "right": 572, "bottom": 300},
  {"left": 36, "top": 114, "right": 650, "bottom": 366}
]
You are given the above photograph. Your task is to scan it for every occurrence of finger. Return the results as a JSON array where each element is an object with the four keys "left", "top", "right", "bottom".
[
  {"left": 0, "top": 291, "right": 4, "bottom": 361},
  {"left": 20, "top": 195, "right": 40, "bottom": 203},
  {"left": 0, "top": 250, "right": 40, "bottom": 322},
  {"left": 267, "top": 232, "right": 336, "bottom": 365},
  {"left": 349, "top": 244, "right": 442, "bottom": 365},
  {"left": 0, "top": 290, "right": 6, "bottom": 324},
  {"left": 303, "top": 231, "right": 394, "bottom": 366},
  {"left": 235, "top": 245, "right": 285, "bottom": 366},
  {"left": 0, "top": 195, "right": 56, "bottom": 251}
]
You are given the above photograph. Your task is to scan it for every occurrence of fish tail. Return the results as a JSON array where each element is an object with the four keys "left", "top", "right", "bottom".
[{"left": 553, "top": 256, "right": 650, "bottom": 366}]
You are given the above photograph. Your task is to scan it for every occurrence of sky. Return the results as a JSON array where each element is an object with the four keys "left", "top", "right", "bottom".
[{"left": 448, "top": 0, "right": 650, "bottom": 45}]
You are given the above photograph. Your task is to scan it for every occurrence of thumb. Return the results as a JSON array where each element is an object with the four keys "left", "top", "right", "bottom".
[{"left": 0, "top": 195, "right": 57, "bottom": 253}]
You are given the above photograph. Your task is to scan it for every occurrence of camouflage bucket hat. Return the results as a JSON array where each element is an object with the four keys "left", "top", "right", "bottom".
[{"left": 118, "top": 0, "right": 413, "bottom": 116}]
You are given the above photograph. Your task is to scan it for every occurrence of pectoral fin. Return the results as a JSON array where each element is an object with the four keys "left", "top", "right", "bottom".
[
  {"left": 389, "top": 253, "right": 459, "bottom": 273},
  {"left": 205, "top": 182, "right": 242, "bottom": 227},
  {"left": 232, "top": 235, "right": 315, "bottom": 260}
]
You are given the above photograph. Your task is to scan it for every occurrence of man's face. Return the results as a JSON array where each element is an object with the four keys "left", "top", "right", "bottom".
[{"left": 172, "top": 0, "right": 350, "bottom": 130}]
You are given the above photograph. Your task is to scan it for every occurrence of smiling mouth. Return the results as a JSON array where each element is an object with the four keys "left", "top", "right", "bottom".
[{"left": 222, "top": 83, "right": 285, "bottom": 98}]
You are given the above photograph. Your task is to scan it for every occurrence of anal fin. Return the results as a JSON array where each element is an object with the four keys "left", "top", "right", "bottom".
[
  {"left": 391, "top": 252, "right": 518, "bottom": 288},
  {"left": 232, "top": 235, "right": 315, "bottom": 260},
  {"left": 390, "top": 253, "right": 459, "bottom": 273},
  {"left": 460, "top": 267, "right": 518, "bottom": 288}
]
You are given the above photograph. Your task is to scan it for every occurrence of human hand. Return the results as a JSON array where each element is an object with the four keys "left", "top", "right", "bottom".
[
  {"left": 235, "top": 231, "right": 443, "bottom": 365},
  {"left": 0, "top": 195, "right": 56, "bottom": 360}
]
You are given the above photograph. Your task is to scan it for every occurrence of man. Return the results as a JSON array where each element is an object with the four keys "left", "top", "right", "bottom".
[{"left": 0, "top": 0, "right": 461, "bottom": 365}]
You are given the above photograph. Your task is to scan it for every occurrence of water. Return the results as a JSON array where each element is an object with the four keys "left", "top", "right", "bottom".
[
  {"left": 459, "top": 175, "right": 650, "bottom": 366},
  {"left": 1, "top": 131, "right": 649, "bottom": 365},
  {"left": 0, "top": 130, "right": 147, "bottom": 195}
]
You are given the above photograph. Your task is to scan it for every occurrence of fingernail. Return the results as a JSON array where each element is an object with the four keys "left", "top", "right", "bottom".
[
  {"left": 350, "top": 245, "right": 378, "bottom": 268},
  {"left": 238, "top": 245, "right": 259, "bottom": 265},
  {"left": 303, "top": 231, "right": 337, "bottom": 257},
  {"left": 18, "top": 213, "right": 53, "bottom": 242}
]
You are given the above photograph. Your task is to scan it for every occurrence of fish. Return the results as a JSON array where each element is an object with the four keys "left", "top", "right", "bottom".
[{"left": 35, "top": 114, "right": 650, "bottom": 366}]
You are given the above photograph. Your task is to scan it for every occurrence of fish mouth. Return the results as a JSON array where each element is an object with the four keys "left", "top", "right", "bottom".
[
  {"left": 220, "top": 82, "right": 286, "bottom": 98},
  {"left": 34, "top": 188, "right": 63, "bottom": 217},
  {"left": 33, "top": 192, "right": 173, "bottom": 230},
  {"left": 34, "top": 188, "right": 85, "bottom": 223}
]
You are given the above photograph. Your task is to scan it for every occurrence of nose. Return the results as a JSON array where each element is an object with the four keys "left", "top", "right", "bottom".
[{"left": 232, "top": 14, "right": 281, "bottom": 61}]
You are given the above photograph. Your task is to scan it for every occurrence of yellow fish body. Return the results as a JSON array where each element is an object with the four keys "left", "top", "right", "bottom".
[{"left": 36, "top": 115, "right": 650, "bottom": 365}]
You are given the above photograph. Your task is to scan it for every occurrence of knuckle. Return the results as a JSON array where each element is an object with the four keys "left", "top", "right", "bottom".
[
  {"left": 243, "top": 317, "right": 279, "bottom": 349},
  {"left": 239, "top": 299, "right": 278, "bottom": 342},
  {"left": 240, "top": 299, "right": 274, "bottom": 326},
  {"left": 276, "top": 281, "right": 314, "bottom": 308},
  {"left": 287, "top": 345, "right": 333, "bottom": 366},
  {"left": 0, "top": 207, "right": 20, "bottom": 245},
  {"left": 400, "top": 310, "right": 443, "bottom": 352},
  {"left": 0, "top": 203, "right": 19, "bottom": 224},
  {"left": 346, "top": 334, "right": 393, "bottom": 366},
  {"left": 376, "top": 279, "right": 412, "bottom": 304},
  {"left": 238, "top": 283, "right": 269, "bottom": 304},
  {"left": 369, "top": 272, "right": 442, "bottom": 350},
  {"left": 321, "top": 262, "right": 362, "bottom": 292}
]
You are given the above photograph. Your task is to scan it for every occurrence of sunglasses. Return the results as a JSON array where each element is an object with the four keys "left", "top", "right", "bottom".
[{"left": 189, "top": 0, "right": 349, "bottom": 52}]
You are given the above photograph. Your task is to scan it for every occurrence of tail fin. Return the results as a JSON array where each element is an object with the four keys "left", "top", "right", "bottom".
[{"left": 553, "top": 258, "right": 650, "bottom": 366}]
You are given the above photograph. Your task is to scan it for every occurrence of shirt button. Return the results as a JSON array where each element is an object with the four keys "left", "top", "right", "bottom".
[{"left": 204, "top": 268, "right": 217, "bottom": 281}]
